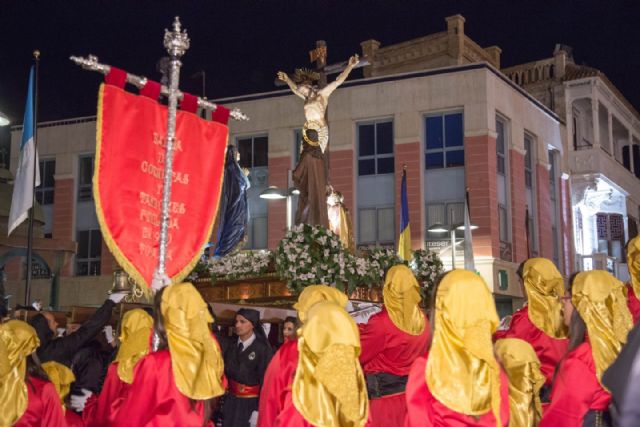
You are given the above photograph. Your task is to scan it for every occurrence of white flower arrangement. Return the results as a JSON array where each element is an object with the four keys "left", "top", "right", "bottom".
[
  {"left": 199, "top": 250, "right": 273, "bottom": 281},
  {"left": 410, "top": 249, "right": 444, "bottom": 291}
]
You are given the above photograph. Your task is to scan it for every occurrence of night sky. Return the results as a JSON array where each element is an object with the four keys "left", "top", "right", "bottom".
[{"left": 1, "top": 0, "right": 639, "bottom": 125}]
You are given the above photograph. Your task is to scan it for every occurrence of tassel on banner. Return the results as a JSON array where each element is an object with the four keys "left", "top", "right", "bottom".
[
  {"left": 140, "top": 80, "right": 162, "bottom": 100},
  {"left": 212, "top": 105, "right": 230, "bottom": 125},
  {"left": 105, "top": 67, "right": 127, "bottom": 88},
  {"left": 180, "top": 92, "right": 198, "bottom": 113}
]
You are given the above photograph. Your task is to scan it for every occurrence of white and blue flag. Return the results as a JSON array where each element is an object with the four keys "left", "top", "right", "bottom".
[{"left": 8, "top": 67, "right": 40, "bottom": 236}]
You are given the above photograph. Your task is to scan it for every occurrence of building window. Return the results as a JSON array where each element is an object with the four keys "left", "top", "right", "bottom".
[
  {"left": 358, "top": 207, "right": 395, "bottom": 246},
  {"left": 496, "top": 120, "right": 507, "bottom": 175},
  {"left": 237, "top": 136, "right": 268, "bottom": 169},
  {"left": 78, "top": 155, "right": 94, "bottom": 202},
  {"left": 597, "top": 213, "right": 625, "bottom": 261},
  {"left": 76, "top": 229, "right": 102, "bottom": 276},
  {"left": 425, "top": 112, "right": 464, "bottom": 169},
  {"left": 358, "top": 121, "right": 394, "bottom": 176},
  {"left": 548, "top": 150, "right": 561, "bottom": 267},
  {"left": 524, "top": 133, "right": 538, "bottom": 255},
  {"left": 36, "top": 159, "right": 55, "bottom": 205},
  {"left": 237, "top": 135, "right": 269, "bottom": 249},
  {"left": 293, "top": 129, "right": 303, "bottom": 166}
]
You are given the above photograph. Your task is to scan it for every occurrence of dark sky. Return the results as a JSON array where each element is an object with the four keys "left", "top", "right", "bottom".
[{"left": 1, "top": 0, "right": 639, "bottom": 124}]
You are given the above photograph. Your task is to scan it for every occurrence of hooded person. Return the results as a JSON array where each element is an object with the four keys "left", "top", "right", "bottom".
[
  {"left": 283, "top": 301, "right": 369, "bottom": 427},
  {"left": 258, "top": 285, "right": 349, "bottom": 427},
  {"left": 358, "top": 265, "right": 430, "bottom": 427},
  {"left": 81, "top": 308, "right": 153, "bottom": 426},
  {"left": 0, "top": 320, "right": 67, "bottom": 427},
  {"left": 405, "top": 270, "right": 510, "bottom": 427},
  {"left": 625, "top": 236, "right": 640, "bottom": 324},
  {"left": 494, "top": 258, "right": 569, "bottom": 386},
  {"left": 223, "top": 307, "right": 274, "bottom": 427},
  {"left": 494, "top": 338, "right": 545, "bottom": 427},
  {"left": 541, "top": 271, "right": 633, "bottom": 427},
  {"left": 41, "top": 360, "right": 84, "bottom": 426},
  {"left": 114, "top": 283, "right": 226, "bottom": 427}
]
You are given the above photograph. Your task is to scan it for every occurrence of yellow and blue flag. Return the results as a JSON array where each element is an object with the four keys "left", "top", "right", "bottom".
[{"left": 398, "top": 168, "right": 412, "bottom": 260}]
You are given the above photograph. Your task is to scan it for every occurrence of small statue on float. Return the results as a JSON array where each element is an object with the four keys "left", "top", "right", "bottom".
[{"left": 327, "top": 187, "right": 355, "bottom": 253}]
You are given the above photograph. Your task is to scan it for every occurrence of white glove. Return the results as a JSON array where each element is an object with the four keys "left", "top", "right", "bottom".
[
  {"left": 249, "top": 411, "right": 259, "bottom": 427},
  {"left": 69, "top": 389, "right": 92, "bottom": 412},
  {"left": 104, "top": 325, "right": 115, "bottom": 344},
  {"left": 151, "top": 271, "right": 172, "bottom": 291},
  {"left": 108, "top": 292, "right": 127, "bottom": 303}
]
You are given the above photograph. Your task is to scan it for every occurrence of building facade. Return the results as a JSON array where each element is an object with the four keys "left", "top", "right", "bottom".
[
  {"left": 8, "top": 15, "right": 571, "bottom": 314},
  {"left": 504, "top": 46, "right": 640, "bottom": 280}
]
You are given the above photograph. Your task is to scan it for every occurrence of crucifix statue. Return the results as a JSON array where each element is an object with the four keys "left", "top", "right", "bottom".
[{"left": 276, "top": 44, "right": 359, "bottom": 228}]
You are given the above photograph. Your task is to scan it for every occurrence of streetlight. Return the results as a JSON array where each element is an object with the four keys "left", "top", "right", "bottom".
[
  {"left": 259, "top": 185, "right": 300, "bottom": 230},
  {"left": 0, "top": 111, "right": 9, "bottom": 127}
]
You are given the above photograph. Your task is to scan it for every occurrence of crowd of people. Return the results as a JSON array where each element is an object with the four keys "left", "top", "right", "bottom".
[{"left": 1, "top": 237, "right": 640, "bottom": 426}]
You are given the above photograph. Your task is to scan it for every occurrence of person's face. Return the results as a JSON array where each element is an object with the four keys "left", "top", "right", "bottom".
[
  {"left": 283, "top": 321, "right": 295, "bottom": 339},
  {"left": 43, "top": 312, "right": 58, "bottom": 333},
  {"left": 235, "top": 315, "right": 254, "bottom": 338},
  {"left": 562, "top": 293, "right": 574, "bottom": 327}
]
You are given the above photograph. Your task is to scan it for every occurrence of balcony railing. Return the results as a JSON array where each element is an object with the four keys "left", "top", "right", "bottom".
[{"left": 574, "top": 137, "right": 593, "bottom": 151}]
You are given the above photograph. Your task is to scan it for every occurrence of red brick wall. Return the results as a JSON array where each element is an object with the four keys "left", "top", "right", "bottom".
[
  {"left": 536, "top": 164, "right": 554, "bottom": 259},
  {"left": 464, "top": 135, "right": 499, "bottom": 258},
  {"left": 100, "top": 240, "right": 115, "bottom": 276},
  {"left": 267, "top": 156, "right": 290, "bottom": 249},
  {"left": 560, "top": 177, "right": 574, "bottom": 276},
  {"left": 510, "top": 150, "right": 527, "bottom": 263},
  {"left": 52, "top": 178, "right": 75, "bottom": 276},
  {"left": 328, "top": 149, "right": 355, "bottom": 215},
  {"left": 395, "top": 142, "right": 423, "bottom": 249}
]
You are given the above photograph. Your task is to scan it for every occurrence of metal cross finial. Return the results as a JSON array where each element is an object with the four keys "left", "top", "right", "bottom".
[{"left": 164, "top": 16, "right": 190, "bottom": 59}]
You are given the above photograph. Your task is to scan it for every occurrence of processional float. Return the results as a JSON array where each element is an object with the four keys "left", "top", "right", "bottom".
[{"left": 71, "top": 17, "right": 248, "bottom": 294}]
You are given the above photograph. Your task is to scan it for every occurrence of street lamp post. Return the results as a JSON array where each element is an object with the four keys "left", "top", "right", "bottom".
[
  {"left": 427, "top": 222, "right": 478, "bottom": 270},
  {"left": 259, "top": 185, "right": 300, "bottom": 230}
]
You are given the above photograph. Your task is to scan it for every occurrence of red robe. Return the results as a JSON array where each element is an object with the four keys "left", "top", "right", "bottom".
[
  {"left": 405, "top": 355, "right": 510, "bottom": 427},
  {"left": 82, "top": 363, "right": 128, "bottom": 427},
  {"left": 493, "top": 306, "right": 568, "bottom": 384},
  {"left": 359, "top": 309, "right": 430, "bottom": 427},
  {"left": 14, "top": 376, "right": 67, "bottom": 427},
  {"left": 258, "top": 339, "right": 309, "bottom": 427},
  {"left": 627, "top": 284, "right": 640, "bottom": 324},
  {"left": 540, "top": 342, "right": 610, "bottom": 427},
  {"left": 112, "top": 350, "right": 213, "bottom": 427}
]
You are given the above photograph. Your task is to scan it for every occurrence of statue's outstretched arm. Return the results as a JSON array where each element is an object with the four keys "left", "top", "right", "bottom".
[
  {"left": 320, "top": 54, "right": 359, "bottom": 97},
  {"left": 277, "top": 71, "right": 306, "bottom": 99}
]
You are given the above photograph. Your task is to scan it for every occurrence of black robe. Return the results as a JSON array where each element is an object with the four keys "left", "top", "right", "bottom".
[{"left": 222, "top": 337, "right": 273, "bottom": 427}]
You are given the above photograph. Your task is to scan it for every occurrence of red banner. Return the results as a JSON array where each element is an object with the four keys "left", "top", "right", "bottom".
[{"left": 95, "top": 84, "right": 227, "bottom": 288}]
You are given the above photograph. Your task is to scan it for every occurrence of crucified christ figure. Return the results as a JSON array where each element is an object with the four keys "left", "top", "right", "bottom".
[{"left": 277, "top": 54, "right": 359, "bottom": 153}]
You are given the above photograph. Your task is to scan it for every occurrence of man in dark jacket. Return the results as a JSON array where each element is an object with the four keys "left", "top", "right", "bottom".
[{"left": 28, "top": 292, "right": 125, "bottom": 366}]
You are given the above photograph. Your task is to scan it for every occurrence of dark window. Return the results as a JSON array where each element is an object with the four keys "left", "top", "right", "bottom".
[
  {"left": 524, "top": 135, "right": 535, "bottom": 188},
  {"left": 496, "top": 119, "right": 506, "bottom": 175},
  {"left": 78, "top": 156, "right": 93, "bottom": 201},
  {"left": 76, "top": 229, "right": 102, "bottom": 276},
  {"left": 358, "top": 120, "right": 394, "bottom": 176},
  {"left": 425, "top": 112, "right": 464, "bottom": 169},
  {"left": 36, "top": 159, "right": 55, "bottom": 205},
  {"left": 237, "top": 136, "right": 269, "bottom": 169},
  {"left": 634, "top": 145, "right": 640, "bottom": 178}
]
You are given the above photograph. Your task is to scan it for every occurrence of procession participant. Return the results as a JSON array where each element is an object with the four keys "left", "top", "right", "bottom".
[
  {"left": 80, "top": 309, "right": 153, "bottom": 427},
  {"left": 541, "top": 270, "right": 633, "bottom": 426},
  {"left": 625, "top": 236, "right": 640, "bottom": 323},
  {"left": 494, "top": 338, "right": 545, "bottom": 427},
  {"left": 29, "top": 292, "right": 126, "bottom": 366},
  {"left": 41, "top": 360, "right": 84, "bottom": 426},
  {"left": 282, "top": 316, "right": 298, "bottom": 344},
  {"left": 0, "top": 320, "right": 67, "bottom": 427},
  {"left": 223, "top": 308, "right": 273, "bottom": 427},
  {"left": 494, "top": 258, "right": 568, "bottom": 386},
  {"left": 405, "top": 270, "right": 509, "bottom": 427},
  {"left": 358, "top": 265, "right": 429, "bottom": 427},
  {"left": 114, "top": 283, "right": 225, "bottom": 426},
  {"left": 258, "top": 285, "right": 348, "bottom": 427}
]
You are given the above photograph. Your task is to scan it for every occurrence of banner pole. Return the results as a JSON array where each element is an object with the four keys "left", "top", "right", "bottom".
[
  {"left": 155, "top": 17, "right": 190, "bottom": 285},
  {"left": 25, "top": 50, "right": 40, "bottom": 306}
]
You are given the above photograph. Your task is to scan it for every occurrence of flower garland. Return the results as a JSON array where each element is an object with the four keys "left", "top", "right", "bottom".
[{"left": 410, "top": 249, "right": 444, "bottom": 292}]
